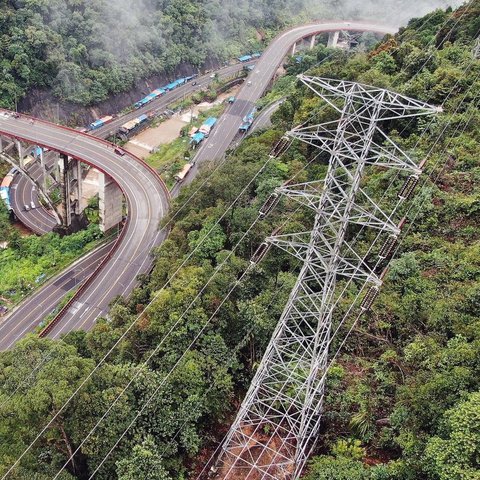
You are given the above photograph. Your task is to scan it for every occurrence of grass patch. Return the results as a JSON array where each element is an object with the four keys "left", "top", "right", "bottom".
[{"left": 147, "top": 137, "right": 192, "bottom": 187}]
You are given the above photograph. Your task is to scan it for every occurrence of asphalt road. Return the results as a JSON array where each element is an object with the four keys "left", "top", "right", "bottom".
[
  {"left": 0, "top": 242, "right": 113, "bottom": 351},
  {"left": 9, "top": 61, "right": 252, "bottom": 235},
  {"left": 190, "top": 21, "right": 396, "bottom": 172},
  {"left": 0, "top": 21, "right": 396, "bottom": 349},
  {"left": 0, "top": 112, "right": 170, "bottom": 341}
]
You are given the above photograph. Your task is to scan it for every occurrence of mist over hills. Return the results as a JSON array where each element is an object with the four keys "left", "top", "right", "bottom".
[{"left": 1, "top": 0, "right": 463, "bottom": 106}]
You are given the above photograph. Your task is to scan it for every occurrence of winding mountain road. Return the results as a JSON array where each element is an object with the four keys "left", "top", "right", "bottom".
[
  {"left": 10, "top": 61, "right": 253, "bottom": 234},
  {"left": 192, "top": 21, "right": 397, "bottom": 169},
  {"left": 0, "top": 114, "right": 170, "bottom": 344},
  {"left": 0, "top": 21, "right": 396, "bottom": 349}
]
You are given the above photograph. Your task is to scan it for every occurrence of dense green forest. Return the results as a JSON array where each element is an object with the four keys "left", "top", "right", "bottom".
[
  {"left": 0, "top": 0, "right": 312, "bottom": 106},
  {"left": 1, "top": 1, "right": 480, "bottom": 480},
  {"left": 0, "top": 0, "right": 460, "bottom": 107}
]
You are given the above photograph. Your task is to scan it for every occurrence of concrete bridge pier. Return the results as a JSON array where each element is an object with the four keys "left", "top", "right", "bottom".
[
  {"left": 70, "top": 158, "right": 83, "bottom": 216},
  {"left": 0, "top": 136, "right": 15, "bottom": 155},
  {"left": 57, "top": 154, "right": 87, "bottom": 234},
  {"left": 291, "top": 41, "right": 297, "bottom": 56},
  {"left": 15, "top": 140, "right": 36, "bottom": 169},
  {"left": 59, "top": 154, "right": 71, "bottom": 227},
  {"left": 38, "top": 148, "right": 48, "bottom": 193},
  {"left": 327, "top": 31, "right": 340, "bottom": 48},
  {"left": 98, "top": 172, "right": 123, "bottom": 233},
  {"left": 309, "top": 34, "right": 316, "bottom": 49}
]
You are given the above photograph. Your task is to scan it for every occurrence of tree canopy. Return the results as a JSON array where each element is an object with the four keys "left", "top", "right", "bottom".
[{"left": 1, "top": 1, "right": 480, "bottom": 479}]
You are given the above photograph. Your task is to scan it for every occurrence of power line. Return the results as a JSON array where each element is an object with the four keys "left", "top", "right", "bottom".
[
  {"left": 211, "top": 76, "right": 444, "bottom": 479},
  {"left": 77, "top": 76, "right": 480, "bottom": 478},
  {"left": 1, "top": 9, "right": 476, "bottom": 478}
]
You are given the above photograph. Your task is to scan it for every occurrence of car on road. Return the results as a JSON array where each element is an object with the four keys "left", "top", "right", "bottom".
[
  {"left": 30, "top": 201, "right": 35, "bottom": 209},
  {"left": 24, "top": 204, "right": 30, "bottom": 211},
  {"left": 247, "top": 81, "right": 252, "bottom": 86},
  {"left": 192, "top": 81, "right": 197, "bottom": 86},
  {"left": 114, "top": 147, "right": 125, "bottom": 156},
  {"left": 228, "top": 96, "right": 236, "bottom": 103}
]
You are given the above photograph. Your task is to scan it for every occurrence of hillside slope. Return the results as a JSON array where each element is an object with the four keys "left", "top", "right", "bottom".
[{"left": 0, "top": 2, "right": 479, "bottom": 480}]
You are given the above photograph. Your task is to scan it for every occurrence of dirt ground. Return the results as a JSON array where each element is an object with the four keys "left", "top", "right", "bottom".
[{"left": 124, "top": 87, "right": 240, "bottom": 159}]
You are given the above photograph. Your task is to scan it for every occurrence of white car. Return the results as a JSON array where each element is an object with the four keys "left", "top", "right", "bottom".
[
  {"left": 247, "top": 81, "right": 252, "bottom": 86},
  {"left": 31, "top": 201, "right": 36, "bottom": 209},
  {"left": 24, "top": 205, "right": 30, "bottom": 211}
]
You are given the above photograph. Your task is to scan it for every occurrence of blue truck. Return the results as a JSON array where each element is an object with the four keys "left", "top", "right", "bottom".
[
  {"left": 238, "top": 54, "right": 253, "bottom": 62},
  {"left": 199, "top": 117, "right": 217, "bottom": 136},
  {"left": 190, "top": 132, "right": 206, "bottom": 147},
  {"left": 239, "top": 108, "right": 257, "bottom": 132},
  {"left": 89, "top": 115, "right": 113, "bottom": 130}
]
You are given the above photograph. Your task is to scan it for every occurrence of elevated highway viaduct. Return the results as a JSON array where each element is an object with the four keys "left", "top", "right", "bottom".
[
  {"left": 0, "top": 113, "right": 170, "bottom": 345},
  {"left": 10, "top": 61, "right": 253, "bottom": 235},
  {"left": 0, "top": 21, "right": 396, "bottom": 349}
]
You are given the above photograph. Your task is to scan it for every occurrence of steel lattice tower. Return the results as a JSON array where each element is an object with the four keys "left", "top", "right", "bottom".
[{"left": 211, "top": 76, "right": 439, "bottom": 480}]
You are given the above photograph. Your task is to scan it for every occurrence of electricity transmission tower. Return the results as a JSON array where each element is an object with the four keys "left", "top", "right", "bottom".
[{"left": 211, "top": 76, "right": 439, "bottom": 479}]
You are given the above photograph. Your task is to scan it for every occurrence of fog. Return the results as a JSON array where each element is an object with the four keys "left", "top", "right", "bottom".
[
  {"left": 303, "top": 0, "right": 465, "bottom": 26},
  {"left": 84, "top": 0, "right": 467, "bottom": 63},
  {"left": 12, "top": 0, "right": 466, "bottom": 104}
]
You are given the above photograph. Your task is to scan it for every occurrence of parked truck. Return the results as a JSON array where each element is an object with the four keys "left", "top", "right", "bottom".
[
  {"left": 175, "top": 163, "right": 192, "bottom": 182},
  {"left": 239, "top": 108, "right": 256, "bottom": 132},
  {"left": 89, "top": 115, "right": 113, "bottom": 130},
  {"left": 199, "top": 117, "right": 217, "bottom": 136},
  {"left": 190, "top": 132, "right": 206, "bottom": 147}
]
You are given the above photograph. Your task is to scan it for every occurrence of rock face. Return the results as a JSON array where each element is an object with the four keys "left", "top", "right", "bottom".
[{"left": 18, "top": 61, "right": 217, "bottom": 127}]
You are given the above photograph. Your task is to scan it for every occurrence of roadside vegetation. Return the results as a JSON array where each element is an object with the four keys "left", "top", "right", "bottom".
[
  {"left": 0, "top": 2, "right": 479, "bottom": 480},
  {"left": 0, "top": 224, "right": 103, "bottom": 306}
]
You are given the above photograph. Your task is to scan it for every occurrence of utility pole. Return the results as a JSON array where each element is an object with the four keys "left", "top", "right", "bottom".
[{"left": 212, "top": 76, "right": 440, "bottom": 479}]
